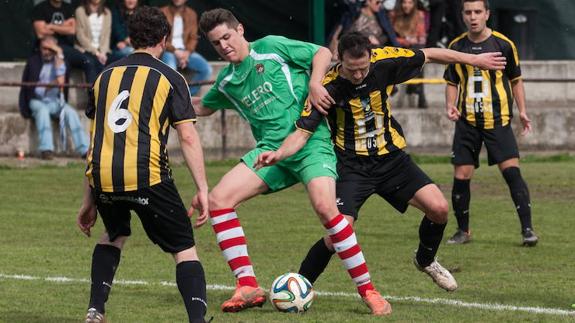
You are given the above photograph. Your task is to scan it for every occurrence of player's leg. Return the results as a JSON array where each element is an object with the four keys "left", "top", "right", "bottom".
[
  {"left": 306, "top": 176, "right": 391, "bottom": 315},
  {"left": 135, "top": 181, "right": 209, "bottom": 323},
  {"left": 448, "top": 121, "right": 481, "bottom": 244},
  {"left": 485, "top": 125, "right": 537, "bottom": 246},
  {"left": 409, "top": 184, "right": 457, "bottom": 291},
  {"left": 299, "top": 159, "right": 370, "bottom": 285},
  {"left": 208, "top": 161, "right": 271, "bottom": 312},
  {"left": 86, "top": 192, "right": 131, "bottom": 322}
]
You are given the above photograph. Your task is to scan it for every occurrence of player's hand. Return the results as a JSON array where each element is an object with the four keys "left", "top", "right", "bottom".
[
  {"left": 77, "top": 202, "right": 97, "bottom": 237},
  {"left": 446, "top": 104, "right": 460, "bottom": 121},
  {"left": 189, "top": 190, "right": 209, "bottom": 228},
  {"left": 475, "top": 52, "right": 506, "bottom": 70},
  {"left": 307, "top": 81, "right": 335, "bottom": 115},
  {"left": 254, "top": 151, "right": 281, "bottom": 170},
  {"left": 519, "top": 112, "right": 532, "bottom": 135}
]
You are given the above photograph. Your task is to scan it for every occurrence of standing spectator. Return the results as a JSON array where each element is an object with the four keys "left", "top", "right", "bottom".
[
  {"left": 77, "top": 6, "right": 210, "bottom": 323},
  {"left": 391, "top": 0, "right": 428, "bottom": 108},
  {"left": 32, "top": 0, "right": 99, "bottom": 84},
  {"left": 74, "top": 0, "right": 112, "bottom": 83},
  {"left": 109, "top": 0, "right": 138, "bottom": 62},
  {"left": 19, "top": 36, "right": 89, "bottom": 160},
  {"left": 444, "top": 0, "right": 538, "bottom": 246},
  {"left": 328, "top": 0, "right": 399, "bottom": 61},
  {"left": 160, "top": 0, "right": 212, "bottom": 96}
]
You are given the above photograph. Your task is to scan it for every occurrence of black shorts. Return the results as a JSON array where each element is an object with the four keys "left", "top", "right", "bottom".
[
  {"left": 451, "top": 121, "right": 520, "bottom": 168},
  {"left": 92, "top": 180, "right": 195, "bottom": 253},
  {"left": 335, "top": 150, "right": 434, "bottom": 219}
]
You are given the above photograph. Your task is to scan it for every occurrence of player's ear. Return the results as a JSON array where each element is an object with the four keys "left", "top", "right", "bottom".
[{"left": 237, "top": 23, "right": 245, "bottom": 37}]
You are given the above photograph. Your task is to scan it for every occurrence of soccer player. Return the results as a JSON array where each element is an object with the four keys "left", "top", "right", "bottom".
[
  {"left": 192, "top": 8, "right": 391, "bottom": 316},
  {"left": 254, "top": 31, "right": 506, "bottom": 291},
  {"left": 444, "top": 0, "right": 538, "bottom": 246},
  {"left": 76, "top": 7, "right": 210, "bottom": 323}
]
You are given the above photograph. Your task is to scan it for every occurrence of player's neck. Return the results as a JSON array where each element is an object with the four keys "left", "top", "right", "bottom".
[{"left": 467, "top": 27, "right": 492, "bottom": 43}]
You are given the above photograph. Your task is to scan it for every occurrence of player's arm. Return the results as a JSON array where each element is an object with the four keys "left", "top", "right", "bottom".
[
  {"left": 191, "top": 96, "right": 217, "bottom": 116},
  {"left": 511, "top": 78, "right": 531, "bottom": 135},
  {"left": 175, "top": 121, "right": 210, "bottom": 227},
  {"left": 445, "top": 83, "right": 460, "bottom": 121},
  {"left": 421, "top": 48, "right": 506, "bottom": 70},
  {"left": 254, "top": 129, "right": 312, "bottom": 170},
  {"left": 308, "top": 46, "right": 335, "bottom": 114}
]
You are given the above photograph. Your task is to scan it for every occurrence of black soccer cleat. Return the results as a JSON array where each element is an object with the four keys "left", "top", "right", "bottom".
[{"left": 522, "top": 228, "right": 539, "bottom": 247}]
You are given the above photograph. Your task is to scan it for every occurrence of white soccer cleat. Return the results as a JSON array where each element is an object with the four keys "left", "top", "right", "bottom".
[{"left": 414, "top": 258, "right": 458, "bottom": 292}]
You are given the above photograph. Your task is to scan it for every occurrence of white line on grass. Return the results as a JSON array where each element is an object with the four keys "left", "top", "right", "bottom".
[{"left": 1, "top": 273, "right": 573, "bottom": 317}]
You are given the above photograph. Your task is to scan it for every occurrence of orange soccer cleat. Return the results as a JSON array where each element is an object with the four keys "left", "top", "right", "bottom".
[
  {"left": 362, "top": 289, "right": 392, "bottom": 316},
  {"left": 221, "top": 284, "right": 267, "bottom": 312}
]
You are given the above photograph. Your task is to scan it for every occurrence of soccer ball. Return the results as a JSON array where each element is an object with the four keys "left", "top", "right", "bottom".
[{"left": 269, "top": 272, "right": 314, "bottom": 313}]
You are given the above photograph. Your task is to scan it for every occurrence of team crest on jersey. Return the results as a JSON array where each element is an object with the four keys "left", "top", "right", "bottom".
[{"left": 255, "top": 63, "right": 265, "bottom": 74}]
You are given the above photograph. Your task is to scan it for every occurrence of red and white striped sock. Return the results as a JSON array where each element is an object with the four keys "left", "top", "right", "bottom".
[
  {"left": 210, "top": 208, "right": 258, "bottom": 288},
  {"left": 325, "top": 214, "right": 375, "bottom": 297}
]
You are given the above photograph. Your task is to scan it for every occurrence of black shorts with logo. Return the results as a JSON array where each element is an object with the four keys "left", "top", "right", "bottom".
[
  {"left": 336, "top": 149, "right": 434, "bottom": 219},
  {"left": 451, "top": 121, "right": 519, "bottom": 168},
  {"left": 92, "top": 180, "right": 194, "bottom": 253}
]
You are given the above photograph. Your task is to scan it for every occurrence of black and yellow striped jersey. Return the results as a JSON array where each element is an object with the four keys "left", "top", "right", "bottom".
[
  {"left": 85, "top": 52, "right": 196, "bottom": 192},
  {"left": 297, "top": 47, "right": 425, "bottom": 156},
  {"left": 444, "top": 31, "right": 521, "bottom": 129}
]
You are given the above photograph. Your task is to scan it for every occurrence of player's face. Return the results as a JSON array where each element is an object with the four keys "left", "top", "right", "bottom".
[
  {"left": 340, "top": 51, "right": 371, "bottom": 85},
  {"left": 171, "top": 0, "right": 186, "bottom": 7},
  {"left": 462, "top": 1, "right": 490, "bottom": 35},
  {"left": 207, "top": 23, "right": 247, "bottom": 64}
]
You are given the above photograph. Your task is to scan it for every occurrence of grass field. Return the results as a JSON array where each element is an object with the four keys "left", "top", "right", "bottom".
[{"left": 0, "top": 156, "right": 574, "bottom": 322}]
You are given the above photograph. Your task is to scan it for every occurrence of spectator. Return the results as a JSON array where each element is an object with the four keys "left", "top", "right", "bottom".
[
  {"left": 328, "top": 0, "right": 399, "bottom": 61},
  {"left": 74, "top": 0, "right": 112, "bottom": 83},
  {"left": 391, "top": 0, "right": 428, "bottom": 108},
  {"left": 19, "top": 36, "right": 89, "bottom": 160},
  {"left": 32, "top": 0, "right": 99, "bottom": 85},
  {"left": 109, "top": 0, "right": 138, "bottom": 62},
  {"left": 160, "top": 0, "right": 212, "bottom": 96}
]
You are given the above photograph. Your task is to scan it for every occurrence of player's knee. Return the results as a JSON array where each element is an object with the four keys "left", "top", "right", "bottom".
[
  {"left": 427, "top": 199, "right": 449, "bottom": 224},
  {"left": 174, "top": 247, "right": 199, "bottom": 264},
  {"left": 313, "top": 201, "right": 339, "bottom": 223},
  {"left": 208, "top": 191, "right": 227, "bottom": 210}
]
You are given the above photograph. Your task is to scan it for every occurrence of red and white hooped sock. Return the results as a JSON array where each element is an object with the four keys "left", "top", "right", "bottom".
[
  {"left": 210, "top": 208, "right": 258, "bottom": 288},
  {"left": 324, "top": 214, "right": 375, "bottom": 297}
]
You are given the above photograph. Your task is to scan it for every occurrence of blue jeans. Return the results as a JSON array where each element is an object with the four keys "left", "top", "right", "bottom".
[
  {"left": 29, "top": 99, "right": 89, "bottom": 155},
  {"left": 110, "top": 46, "right": 134, "bottom": 63},
  {"left": 160, "top": 51, "right": 212, "bottom": 95}
]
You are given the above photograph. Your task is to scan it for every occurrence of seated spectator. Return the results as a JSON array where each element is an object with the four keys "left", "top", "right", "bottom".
[
  {"left": 74, "top": 0, "right": 112, "bottom": 82},
  {"left": 32, "top": 0, "right": 99, "bottom": 84},
  {"left": 160, "top": 0, "right": 212, "bottom": 96},
  {"left": 19, "top": 36, "right": 89, "bottom": 160},
  {"left": 109, "top": 0, "right": 138, "bottom": 62},
  {"left": 391, "top": 0, "right": 428, "bottom": 108},
  {"left": 328, "top": 0, "right": 399, "bottom": 61}
]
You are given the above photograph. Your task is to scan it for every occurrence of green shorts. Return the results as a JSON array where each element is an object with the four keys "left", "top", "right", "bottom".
[{"left": 241, "top": 139, "right": 337, "bottom": 193}]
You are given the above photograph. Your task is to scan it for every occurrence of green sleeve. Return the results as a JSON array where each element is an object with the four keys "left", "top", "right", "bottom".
[
  {"left": 201, "top": 76, "right": 234, "bottom": 110},
  {"left": 259, "top": 35, "right": 320, "bottom": 70}
]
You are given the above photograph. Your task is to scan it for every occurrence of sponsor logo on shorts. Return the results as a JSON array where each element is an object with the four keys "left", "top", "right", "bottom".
[
  {"left": 322, "top": 163, "right": 335, "bottom": 171},
  {"left": 336, "top": 197, "right": 344, "bottom": 206},
  {"left": 99, "top": 194, "right": 149, "bottom": 206}
]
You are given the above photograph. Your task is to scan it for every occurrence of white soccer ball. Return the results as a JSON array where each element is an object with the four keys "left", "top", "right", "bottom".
[{"left": 269, "top": 272, "right": 315, "bottom": 313}]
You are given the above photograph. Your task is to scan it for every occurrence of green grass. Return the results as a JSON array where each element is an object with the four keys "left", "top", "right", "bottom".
[{"left": 0, "top": 159, "right": 574, "bottom": 322}]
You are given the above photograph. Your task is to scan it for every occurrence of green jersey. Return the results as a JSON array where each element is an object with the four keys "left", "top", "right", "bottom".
[{"left": 202, "top": 35, "right": 332, "bottom": 149}]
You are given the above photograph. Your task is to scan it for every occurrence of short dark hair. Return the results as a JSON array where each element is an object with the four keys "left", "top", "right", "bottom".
[
  {"left": 338, "top": 32, "right": 372, "bottom": 60},
  {"left": 128, "top": 6, "right": 171, "bottom": 49},
  {"left": 199, "top": 8, "right": 240, "bottom": 35},
  {"left": 462, "top": 0, "right": 490, "bottom": 10}
]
